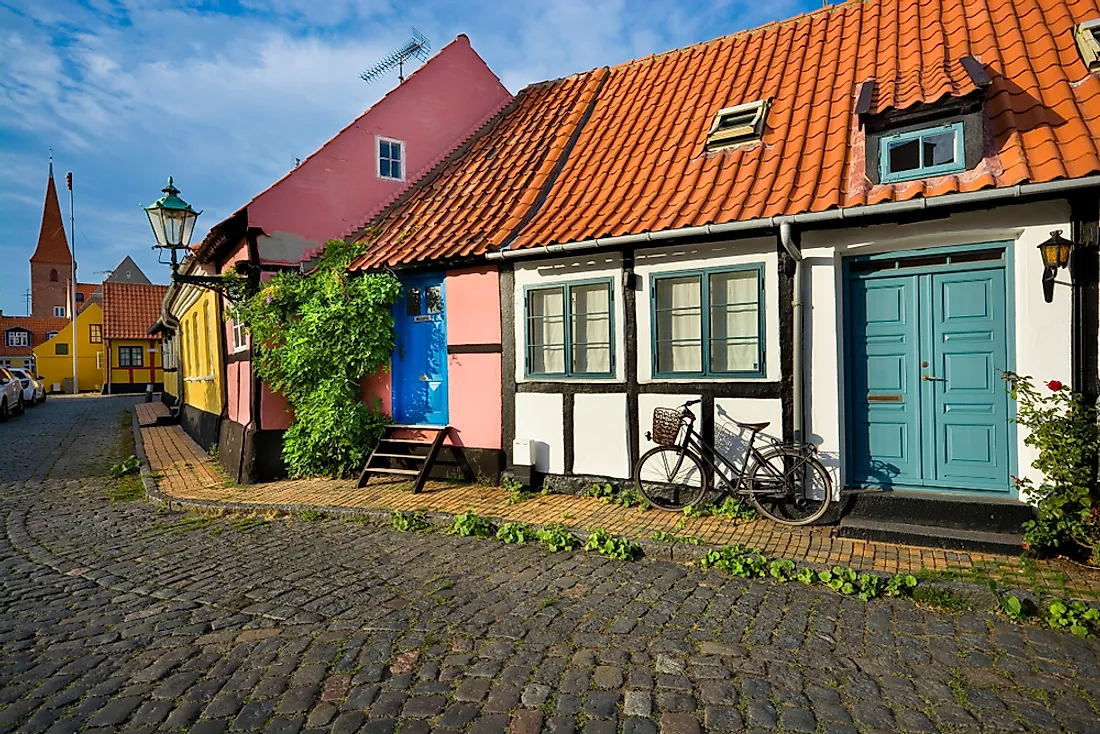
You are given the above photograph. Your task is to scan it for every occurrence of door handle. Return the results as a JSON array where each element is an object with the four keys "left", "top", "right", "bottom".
[
  {"left": 419, "top": 375, "right": 429, "bottom": 382},
  {"left": 921, "top": 375, "right": 945, "bottom": 382}
]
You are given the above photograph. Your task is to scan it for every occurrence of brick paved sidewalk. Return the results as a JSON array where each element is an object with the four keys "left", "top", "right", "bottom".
[{"left": 138, "top": 410, "right": 1100, "bottom": 600}]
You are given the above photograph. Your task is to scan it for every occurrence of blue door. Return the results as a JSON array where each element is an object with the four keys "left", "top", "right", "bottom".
[
  {"left": 393, "top": 274, "right": 448, "bottom": 426},
  {"left": 847, "top": 253, "right": 1012, "bottom": 493}
]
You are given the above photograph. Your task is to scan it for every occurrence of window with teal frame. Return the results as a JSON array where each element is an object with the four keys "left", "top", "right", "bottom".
[
  {"left": 880, "top": 122, "right": 965, "bottom": 183},
  {"left": 524, "top": 279, "right": 615, "bottom": 378},
  {"left": 651, "top": 265, "right": 765, "bottom": 378}
]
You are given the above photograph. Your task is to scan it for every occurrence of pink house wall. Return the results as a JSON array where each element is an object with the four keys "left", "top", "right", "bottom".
[{"left": 444, "top": 266, "right": 502, "bottom": 450}]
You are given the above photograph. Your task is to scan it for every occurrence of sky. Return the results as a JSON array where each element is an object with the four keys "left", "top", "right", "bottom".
[{"left": 0, "top": 0, "right": 815, "bottom": 316}]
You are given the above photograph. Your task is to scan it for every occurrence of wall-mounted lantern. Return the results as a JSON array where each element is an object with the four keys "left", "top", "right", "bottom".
[{"left": 1038, "top": 229, "right": 1074, "bottom": 303}]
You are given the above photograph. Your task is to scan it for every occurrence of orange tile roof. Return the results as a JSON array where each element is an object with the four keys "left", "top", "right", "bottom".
[
  {"left": 0, "top": 316, "right": 70, "bottom": 355},
  {"left": 102, "top": 282, "right": 168, "bottom": 340},
  {"left": 350, "top": 70, "right": 605, "bottom": 269},
  {"left": 352, "top": 0, "right": 1100, "bottom": 266}
]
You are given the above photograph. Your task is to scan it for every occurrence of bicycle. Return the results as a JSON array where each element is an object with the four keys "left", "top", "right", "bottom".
[{"left": 634, "top": 399, "right": 832, "bottom": 526}]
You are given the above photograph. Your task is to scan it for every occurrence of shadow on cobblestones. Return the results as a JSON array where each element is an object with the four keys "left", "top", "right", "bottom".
[{"left": 1, "top": 397, "right": 1099, "bottom": 733}]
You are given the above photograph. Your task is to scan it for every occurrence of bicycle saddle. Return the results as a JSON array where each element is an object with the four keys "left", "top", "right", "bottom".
[{"left": 736, "top": 420, "right": 770, "bottom": 431}]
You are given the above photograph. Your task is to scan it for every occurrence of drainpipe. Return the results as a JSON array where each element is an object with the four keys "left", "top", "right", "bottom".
[{"left": 778, "top": 222, "right": 804, "bottom": 444}]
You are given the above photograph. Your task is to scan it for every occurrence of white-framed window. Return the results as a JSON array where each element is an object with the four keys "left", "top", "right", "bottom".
[
  {"left": 524, "top": 280, "right": 615, "bottom": 378},
  {"left": 231, "top": 319, "right": 248, "bottom": 352},
  {"left": 6, "top": 330, "right": 28, "bottom": 348},
  {"left": 377, "top": 136, "right": 405, "bottom": 181},
  {"left": 879, "top": 122, "right": 965, "bottom": 183},
  {"left": 651, "top": 265, "right": 765, "bottom": 377},
  {"left": 53, "top": 306, "right": 66, "bottom": 318},
  {"left": 96, "top": 351, "right": 103, "bottom": 370}
]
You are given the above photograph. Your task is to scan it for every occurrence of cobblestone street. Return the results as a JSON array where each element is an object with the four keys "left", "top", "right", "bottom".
[{"left": 1, "top": 397, "right": 1100, "bottom": 733}]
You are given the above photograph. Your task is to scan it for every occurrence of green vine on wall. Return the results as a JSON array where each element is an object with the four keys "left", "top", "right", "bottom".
[{"left": 231, "top": 238, "right": 401, "bottom": 478}]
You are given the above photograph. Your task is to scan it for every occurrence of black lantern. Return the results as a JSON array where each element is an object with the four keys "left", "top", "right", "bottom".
[{"left": 1038, "top": 230, "right": 1074, "bottom": 303}]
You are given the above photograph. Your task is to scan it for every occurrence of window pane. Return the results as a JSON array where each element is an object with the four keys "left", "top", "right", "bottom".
[
  {"left": 391, "top": 143, "right": 401, "bottom": 162},
  {"left": 887, "top": 138, "right": 920, "bottom": 173},
  {"left": 571, "top": 283, "right": 611, "bottom": 374},
  {"left": 655, "top": 276, "right": 702, "bottom": 373},
  {"left": 426, "top": 285, "right": 442, "bottom": 314},
  {"left": 393, "top": 161, "right": 402, "bottom": 178},
  {"left": 380, "top": 160, "right": 391, "bottom": 178},
  {"left": 379, "top": 141, "right": 390, "bottom": 158},
  {"left": 528, "top": 288, "right": 565, "bottom": 374},
  {"left": 709, "top": 271, "right": 760, "bottom": 372},
  {"left": 922, "top": 130, "right": 956, "bottom": 166},
  {"left": 405, "top": 288, "right": 421, "bottom": 316}
]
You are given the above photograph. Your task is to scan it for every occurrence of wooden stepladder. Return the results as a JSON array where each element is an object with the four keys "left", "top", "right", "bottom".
[{"left": 357, "top": 424, "right": 475, "bottom": 493}]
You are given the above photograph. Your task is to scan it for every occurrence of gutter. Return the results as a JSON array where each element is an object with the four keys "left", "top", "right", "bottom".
[
  {"left": 487, "top": 176, "right": 1100, "bottom": 260},
  {"left": 779, "top": 222, "right": 804, "bottom": 445}
]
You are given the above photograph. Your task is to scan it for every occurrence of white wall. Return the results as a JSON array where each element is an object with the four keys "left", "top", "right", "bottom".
[
  {"left": 513, "top": 253, "right": 625, "bottom": 384},
  {"left": 573, "top": 393, "right": 630, "bottom": 478},
  {"left": 635, "top": 237, "right": 779, "bottom": 383},
  {"left": 801, "top": 200, "right": 1073, "bottom": 496},
  {"left": 514, "top": 392, "right": 564, "bottom": 473}
]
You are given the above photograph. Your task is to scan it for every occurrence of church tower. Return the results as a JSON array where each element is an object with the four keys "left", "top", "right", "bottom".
[{"left": 30, "top": 158, "right": 74, "bottom": 319}]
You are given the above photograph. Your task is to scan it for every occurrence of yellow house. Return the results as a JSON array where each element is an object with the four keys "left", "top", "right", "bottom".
[
  {"left": 163, "top": 261, "right": 227, "bottom": 451},
  {"left": 33, "top": 302, "right": 106, "bottom": 392},
  {"left": 102, "top": 281, "right": 168, "bottom": 393}
]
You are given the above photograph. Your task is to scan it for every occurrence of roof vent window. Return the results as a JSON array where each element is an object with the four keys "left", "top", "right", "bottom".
[
  {"left": 706, "top": 100, "right": 769, "bottom": 150},
  {"left": 1075, "top": 19, "right": 1100, "bottom": 71}
]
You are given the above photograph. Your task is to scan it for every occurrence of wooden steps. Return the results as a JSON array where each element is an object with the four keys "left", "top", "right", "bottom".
[{"left": 357, "top": 425, "right": 475, "bottom": 493}]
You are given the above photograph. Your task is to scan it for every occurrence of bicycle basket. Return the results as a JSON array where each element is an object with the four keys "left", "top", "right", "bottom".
[{"left": 651, "top": 408, "right": 684, "bottom": 446}]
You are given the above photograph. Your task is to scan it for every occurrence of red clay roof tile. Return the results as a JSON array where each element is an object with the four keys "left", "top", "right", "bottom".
[
  {"left": 102, "top": 283, "right": 168, "bottom": 340},
  {"left": 0, "top": 316, "right": 71, "bottom": 356}
]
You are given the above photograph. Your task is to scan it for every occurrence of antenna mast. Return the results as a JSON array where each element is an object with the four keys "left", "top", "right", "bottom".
[{"left": 361, "top": 29, "right": 432, "bottom": 85}]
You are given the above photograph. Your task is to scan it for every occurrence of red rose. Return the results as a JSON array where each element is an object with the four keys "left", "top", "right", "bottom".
[{"left": 1047, "top": 380, "right": 1064, "bottom": 391}]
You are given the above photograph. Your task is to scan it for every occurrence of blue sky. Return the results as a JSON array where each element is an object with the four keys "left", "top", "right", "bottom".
[{"left": 0, "top": 0, "right": 814, "bottom": 315}]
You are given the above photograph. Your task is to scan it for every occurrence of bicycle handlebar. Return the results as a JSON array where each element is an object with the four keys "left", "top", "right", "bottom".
[{"left": 683, "top": 399, "right": 702, "bottom": 408}]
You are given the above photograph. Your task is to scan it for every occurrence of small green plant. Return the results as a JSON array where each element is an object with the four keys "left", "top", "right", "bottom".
[
  {"left": 611, "top": 488, "right": 647, "bottom": 510},
  {"left": 910, "top": 585, "right": 973, "bottom": 613},
  {"left": 819, "top": 566, "right": 858, "bottom": 595},
  {"left": 795, "top": 567, "right": 816, "bottom": 585},
  {"left": 1044, "top": 598, "right": 1100, "bottom": 637},
  {"left": 714, "top": 497, "right": 757, "bottom": 522},
  {"left": 651, "top": 531, "right": 702, "bottom": 545},
  {"left": 391, "top": 510, "right": 432, "bottom": 532},
  {"left": 584, "top": 529, "right": 642, "bottom": 560},
  {"left": 497, "top": 521, "right": 537, "bottom": 544},
  {"left": 583, "top": 483, "right": 614, "bottom": 500},
  {"left": 539, "top": 484, "right": 555, "bottom": 496},
  {"left": 682, "top": 503, "right": 714, "bottom": 519},
  {"left": 768, "top": 559, "right": 796, "bottom": 581},
  {"left": 885, "top": 574, "right": 918, "bottom": 597},
  {"left": 537, "top": 523, "right": 579, "bottom": 552},
  {"left": 856, "top": 573, "right": 882, "bottom": 601},
  {"left": 699, "top": 544, "right": 768, "bottom": 578},
  {"left": 450, "top": 510, "right": 496, "bottom": 537},
  {"left": 110, "top": 455, "right": 141, "bottom": 478},
  {"left": 207, "top": 442, "right": 219, "bottom": 461},
  {"left": 502, "top": 477, "right": 533, "bottom": 505},
  {"left": 1001, "top": 594, "right": 1037, "bottom": 622},
  {"left": 297, "top": 509, "right": 324, "bottom": 522}
]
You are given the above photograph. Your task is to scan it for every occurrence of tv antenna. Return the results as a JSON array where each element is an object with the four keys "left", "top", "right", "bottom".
[{"left": 360, "top": 29, "right": 431, "bottom": 85}]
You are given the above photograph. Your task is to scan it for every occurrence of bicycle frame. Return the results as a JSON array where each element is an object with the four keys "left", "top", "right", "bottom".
[{"left": 672, "top": 413, "right": 803, "bottom": 497}]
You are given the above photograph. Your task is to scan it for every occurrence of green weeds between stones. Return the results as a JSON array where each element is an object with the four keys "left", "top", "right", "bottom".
[
  {"left": 449, "top": 510, "right": 496, "bottom": 537},
  {"left": 651, "top": 531, "right": 703, "bottom": 545},
  {"left": 682, "top": 498, "right": 757, "bottom": 522},
  {"left": 391, "top": 510, "right": 432, "bottom": 533},
  {"left": 297, "top": 509, "right": 324, "bottom": 522},
  {"left": 584, "top": 529, "right": 642, "bottom": 561},
  {"left": 582, "top": 483, "right": 649, "bottom": 510},
  {"left": 1001, "top": 594, "right": 1100, "bottom": 637},
  {"left": 537, "top": 523, "right": 580, "bottom": 552},
  {"left": 497, "top": 521, "right": 538, "bottom": 544},
  {"left": 503, "top": 477, "right": 534, "bottom": 505},
  {"left": 110, "top": 455, "right": 141, "bottom": 478}
]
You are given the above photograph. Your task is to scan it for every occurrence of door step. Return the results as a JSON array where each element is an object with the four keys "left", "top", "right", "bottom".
[
  {"left": 357, "top": 425, "right": 475, "bottom": 493},
  {"left": 837, "top": 517, "right": 1024, "bottom": 555}
]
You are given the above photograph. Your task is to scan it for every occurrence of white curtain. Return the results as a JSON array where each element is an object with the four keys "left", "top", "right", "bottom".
[
  {"left": 709, "top": 271, "right": 759, "bottom": 372},
  {"left": 655, "top": 276, "right": 702, "bottom": 372},
  {"left": 528, "top": 288, "right": 565, "bottom": 374},
  {"left": 571, "top": 284, "right": 611, "bottom": 374}
]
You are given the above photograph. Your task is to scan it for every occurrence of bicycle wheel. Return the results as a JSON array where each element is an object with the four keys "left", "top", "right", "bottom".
[
  {"left": 745, "top": 445, "right": 832, "bottom": 526},
  {"left": 634, "top": 445, "right": 708, "bottom": 511}
]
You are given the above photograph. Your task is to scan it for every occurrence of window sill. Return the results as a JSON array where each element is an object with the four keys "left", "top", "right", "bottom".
[{"left": 184, "top": 375, "right": 215, "bottom": 383}]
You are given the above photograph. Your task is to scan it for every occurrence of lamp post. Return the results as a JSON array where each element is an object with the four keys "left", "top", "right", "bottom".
[
  {"left": 144, "top": 177, "right": 201, "bottom": 270},
  {"left": 1038, "top": 230, "right": 1074, "bottom": 303}
]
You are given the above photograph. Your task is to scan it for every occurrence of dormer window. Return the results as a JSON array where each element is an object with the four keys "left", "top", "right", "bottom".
[
  {"left": 879, "top": 122, "right": 965, "bottom": 183},
  {"left": 706, "top": 100, "right": 769, "bottom": 150},
  {"left": 1076, "top": 20, "right": 1100, "bottom": 72}
]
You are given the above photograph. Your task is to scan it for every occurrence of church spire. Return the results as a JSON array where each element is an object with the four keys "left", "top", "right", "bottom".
[{"left": 30, "top": 153, "right": 71, "bottom": 265}]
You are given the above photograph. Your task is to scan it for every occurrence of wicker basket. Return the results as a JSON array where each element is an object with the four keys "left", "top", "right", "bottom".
[{"left": 651, "top": 407, "right": 684, "bottom": 446}]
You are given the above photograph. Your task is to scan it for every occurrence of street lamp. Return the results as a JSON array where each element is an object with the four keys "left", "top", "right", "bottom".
[
  {"left": 144, "top": 177, "right": 201, "bottom": 270},
  {"left": 1037, "top": 230, "right": 1074, "bottom": 303}
]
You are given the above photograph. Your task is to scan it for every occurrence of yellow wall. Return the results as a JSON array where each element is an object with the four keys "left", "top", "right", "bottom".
[
  {"left": 177, "top": 289, "right": 225, "bottom": 416},
  {"left": 108, "top": 338, "right": 164, "bottom": 387},
  {"left": 33, "top": 302, "right": 106, "bottom": 392}
]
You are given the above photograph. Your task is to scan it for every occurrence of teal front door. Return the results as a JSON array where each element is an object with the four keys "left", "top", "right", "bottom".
[{"left": 847, "top": 251, "right": 1012, "bottom": 493}]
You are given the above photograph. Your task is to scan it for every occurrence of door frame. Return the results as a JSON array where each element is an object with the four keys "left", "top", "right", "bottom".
[
  {"left": 392, "top": 272, "right": 449, "bottom": 426},
  {"left": 841, "top": 240, "right": 1018, "bottom": 495}
]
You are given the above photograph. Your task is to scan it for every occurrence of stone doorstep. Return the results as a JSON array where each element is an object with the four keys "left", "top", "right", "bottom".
[{"left": 131, "top": 410, "right": 1100, "bottom": 602}]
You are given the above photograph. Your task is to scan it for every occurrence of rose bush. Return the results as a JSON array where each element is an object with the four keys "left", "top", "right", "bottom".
[{"left": 1006, "top": 372, "right": 1100, "bottom": 565}]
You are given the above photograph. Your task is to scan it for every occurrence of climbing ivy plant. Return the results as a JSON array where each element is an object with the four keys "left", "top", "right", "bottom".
[{"left": 231, "top": 238, "right": 401, "bottom": 478}]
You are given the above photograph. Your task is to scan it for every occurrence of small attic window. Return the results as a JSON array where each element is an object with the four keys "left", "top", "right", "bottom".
[
  {"left": 1075, "top": 19, "right": 1100, "bottom": 71},
  {"left": 706, "top": 100, "right": 769, "bottom": 149}
]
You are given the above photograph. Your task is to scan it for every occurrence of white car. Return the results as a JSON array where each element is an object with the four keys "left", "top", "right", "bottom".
[
  {"left": 0, "top": 368, "right": 25, "bottom": 420},
  {"left": 8, "top": 368, "right": 45, "bottom": 406}
]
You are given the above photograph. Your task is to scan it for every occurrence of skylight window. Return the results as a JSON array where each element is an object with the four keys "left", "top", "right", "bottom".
[
  {"left": 377, "top": 137, "right": 405, "bottom": 181},
  {"left": 706, "top": 100, "right": 769, "bottom": 150},
  {"left": 1075, "top": 19, "right": 1100, "bottom": 72}
]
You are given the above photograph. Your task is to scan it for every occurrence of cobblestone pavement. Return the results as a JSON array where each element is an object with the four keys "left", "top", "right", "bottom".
[{"left": 3, "top": 398, "right": 1100, "bottom": 733}]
